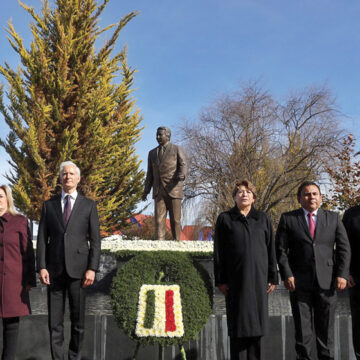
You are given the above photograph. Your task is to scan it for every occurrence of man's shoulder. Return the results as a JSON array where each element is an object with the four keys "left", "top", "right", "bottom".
[
  {"left": 281, "top": 208, "right": 339, "bottom": 217},
  {"left": 168, "top": 142, "right": 184, "bottom": 151},
  {"left": 149, "top": 146, "right": 158, "bottom": 153},
  {"left": 318, "top": 208, "right": 340, "bottom": 218},
  {"left": 45, "top": 194, "right": 95, "bottom": 204},
  {"left": 281, "top": 208, "right": 303, "bottom": 218},
  {"left": 77, "top": 194, "right": 96, "bottom": 205},
  {"left": 148, "top": 146, "right": 159, "bottom": 158},
  {"left": 45, "top": 194, "right": 61, "bottom": 204},
  {"left": 344, "top": 205, "right": 360, "bottom": 216}
]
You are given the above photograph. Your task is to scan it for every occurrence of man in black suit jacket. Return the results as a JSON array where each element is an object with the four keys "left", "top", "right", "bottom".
[
  {"left": 37, "top": 161, "right": 101, "bottom": 360},
  {"left": 343, "top": 206, "right": 360, "bottom": 359},
  {"left": 276, "top": 181, "right": 350, "bottom": 360}
]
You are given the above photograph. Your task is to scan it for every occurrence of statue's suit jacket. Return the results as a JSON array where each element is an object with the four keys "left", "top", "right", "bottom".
[
  {"left": 276, "top": 208, "right": 350, "bottom": 290},
  {"left": 144, "top": 142, "right": 187, "bottom": 199},
  {"left": 36, "top": 194, "right": 101, "bottom": 279}
]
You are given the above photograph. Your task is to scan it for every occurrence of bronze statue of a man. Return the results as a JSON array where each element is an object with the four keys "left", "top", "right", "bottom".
[{"left": 142, "top": 126, "right": 187, "bottom": 240}]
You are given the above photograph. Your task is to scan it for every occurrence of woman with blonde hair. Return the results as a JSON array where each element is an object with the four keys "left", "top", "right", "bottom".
[
  {"left": 0, "top": 185, "right": 36, "bottom": 360},
  {"left": 214, "top": 179, "right": 278, "bottom": 360}
]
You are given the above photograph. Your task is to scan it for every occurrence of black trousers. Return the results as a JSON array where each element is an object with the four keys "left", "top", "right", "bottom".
[
  {"left": 1, "top": 317, "right": 20, "bottom": 360},
  {"left": 289, "top": 286, "right": 336, "bottom": 360},
  {"left": 230, "top": 336, "right": 262, "bottom": 360},
  {"left": 350, "top": 284, "right": 360, "bottom": 360},
  {"left": 47, "top": 272, "right": 86, "bottom": 360}
]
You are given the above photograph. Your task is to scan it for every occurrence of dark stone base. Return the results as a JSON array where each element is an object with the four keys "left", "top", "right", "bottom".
[
  {"left": 8, "top": 256, "right": 354, "bottom": 359},
  {"left": 0, "top": 314, "right": 356, "bottom": 360}
]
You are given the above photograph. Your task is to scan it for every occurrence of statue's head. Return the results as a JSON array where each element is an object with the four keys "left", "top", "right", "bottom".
[{"left": 156, "top": 126, "right": 171, "bottom": 146}]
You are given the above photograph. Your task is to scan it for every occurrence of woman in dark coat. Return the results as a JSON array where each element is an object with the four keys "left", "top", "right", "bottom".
[
  {"left": 214, "top": 179, "right": 278, "bottom": 360},
  {"left": 0, "top": 185, "right": 36, "bottom": 360}
]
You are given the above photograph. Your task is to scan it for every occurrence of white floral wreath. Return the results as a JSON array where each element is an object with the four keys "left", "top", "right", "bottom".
[{"left": 135, "top": 284, "right": 184, "bottom": 338}]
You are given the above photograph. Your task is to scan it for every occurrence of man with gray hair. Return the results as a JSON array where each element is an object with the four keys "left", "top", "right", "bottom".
[
  {"left": 37, "top": 161, "right": 101, "bottom": 360},
  {"left": 143, "top": 126, "right": 187, "bottom": 240}
]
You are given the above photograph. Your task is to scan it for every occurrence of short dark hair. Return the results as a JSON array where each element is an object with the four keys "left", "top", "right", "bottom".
[
  {"left": 157, "top": 126, "right": 171, "bottom": 139},
  {"left": 232, "top": 179, "right": 257, "bottom": 199},
  {"left": 297, "top": 181, "right": 321, "bottom": 198}
]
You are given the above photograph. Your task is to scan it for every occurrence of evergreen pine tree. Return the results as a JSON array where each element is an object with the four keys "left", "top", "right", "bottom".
[{"left": 0, "top": 0, "right": 144, "bottom": 235}]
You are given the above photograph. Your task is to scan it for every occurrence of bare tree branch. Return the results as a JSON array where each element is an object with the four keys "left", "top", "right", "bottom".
[{"left": 178, "top": 83, "right": 343, "bottom": 226}]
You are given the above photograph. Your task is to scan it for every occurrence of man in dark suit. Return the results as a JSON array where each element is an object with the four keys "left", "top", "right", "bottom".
[
  {"left": 142, "top": 126, "right": 187, "bottom": 240},
  {"left": 37, "top": 161, "right": 101, "bottom": 360},
  {"left": 343, "top": 206, "right": 360, "bottom": 359},
  {"left": 276, "top": 181, "right": 350, "bottom": 360}
]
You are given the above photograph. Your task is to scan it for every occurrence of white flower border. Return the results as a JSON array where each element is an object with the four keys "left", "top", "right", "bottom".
[
  {"left": 33, "top": 235, "right": 213, "bottom": 253},
  {"left": 135, "top": 284, "right": 184, "bottom": 338},
  {"left": 101, "top": 235, "right": 213, "bottom": 253}
]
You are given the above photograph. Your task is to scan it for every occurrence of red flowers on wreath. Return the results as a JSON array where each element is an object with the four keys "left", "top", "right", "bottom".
[{"left": 165, "top": 290, "right": 176, "bottom": 332}]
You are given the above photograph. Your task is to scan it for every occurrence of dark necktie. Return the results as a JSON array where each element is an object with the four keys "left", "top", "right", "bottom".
[
  {"left": 308, "top": 212, "right": 315, "bottom": 238},
  {"left": 63, "top": 195, "right": 72, "bottom": 225}
]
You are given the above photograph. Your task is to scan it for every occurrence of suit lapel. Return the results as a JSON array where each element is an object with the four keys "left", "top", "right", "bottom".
[
  {"left": 313, "top": 209, "right": 324, "bottom": 242},
  {"left": 153, "top": 147, "right": 161, "bottom": 165},
  {"left": 296, "top": 208, "right": 313, "bottom": 242},
  {"left": 53, "top": 195, "right": 65, "bottom": 229}
]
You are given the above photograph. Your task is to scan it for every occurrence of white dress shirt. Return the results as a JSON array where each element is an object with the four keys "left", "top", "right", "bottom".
[
  {"left": 302, "top": 207, "right": 319, "bottom": 227},
  {"left": 61, "top": 190, "right": 78, "bottom": 213}
]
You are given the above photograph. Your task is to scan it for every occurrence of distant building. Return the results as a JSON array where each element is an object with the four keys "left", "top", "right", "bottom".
[
  {"left": 181, "top": 225, "right": 213, "bottom": 241},
  {"left": 124, "top": 214, "right": 213, "bottom": 240}
]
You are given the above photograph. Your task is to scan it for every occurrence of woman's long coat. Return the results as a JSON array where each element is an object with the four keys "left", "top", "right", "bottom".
[
  {"left": 214, "top": 206, "right": 278, "bottom": 338},
  {"left": 0, "top": 213, "right": 36, "bottom": 318}
]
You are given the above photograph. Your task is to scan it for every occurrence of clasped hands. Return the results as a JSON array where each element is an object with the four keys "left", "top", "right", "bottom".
[{"left": 39, "top": 268, "right": 96, "bottom": 288}]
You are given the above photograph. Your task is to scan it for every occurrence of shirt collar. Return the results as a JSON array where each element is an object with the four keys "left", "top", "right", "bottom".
[
  {"left": 229, "top": 205, "right": 260, "bottom": 221},
  {"left": 302, "top": 207, "right": 319, "bottom": 217},
  {"left": 61, "top": 189, "right": 78, "bottom": 201},
  {"left": 0, "top": 212, "right": 12, "bottom": 223},
  {"left": 159, "top": 141, "right": 169, "bottom": 150}
]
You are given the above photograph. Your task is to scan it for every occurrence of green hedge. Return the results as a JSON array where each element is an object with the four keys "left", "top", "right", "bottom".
[
  {"left": 110, "top": 251, "right": 213, "bottom": 346},
  {"left": 102, "top": 249, "right": 213, "bottom": 259}
]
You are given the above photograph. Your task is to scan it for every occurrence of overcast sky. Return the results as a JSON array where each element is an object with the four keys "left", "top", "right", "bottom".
[{"left": 1, "top": 0, "right": 360, "bottom": 193}]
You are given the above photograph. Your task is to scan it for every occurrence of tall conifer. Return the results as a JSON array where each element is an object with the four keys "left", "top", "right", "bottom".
[{"left": 0, "top": 0, "right": 144, "bottom": 234}]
